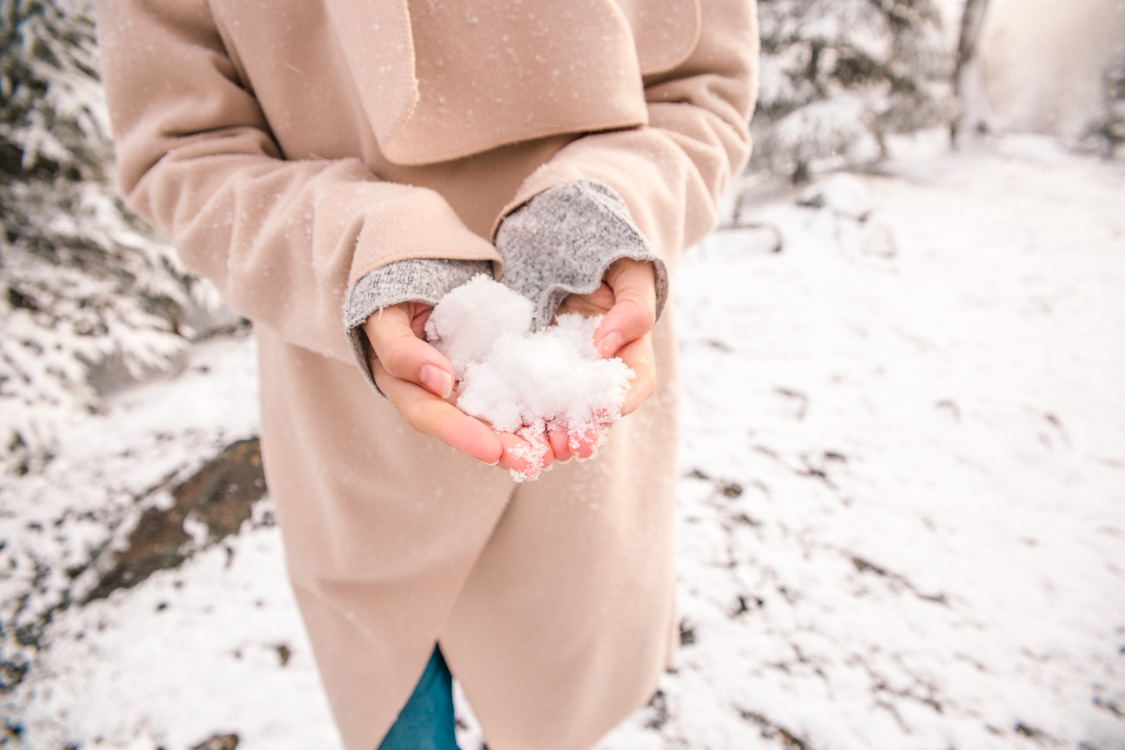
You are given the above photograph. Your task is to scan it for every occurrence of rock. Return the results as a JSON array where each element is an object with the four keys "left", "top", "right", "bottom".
[
  {"left": 82, "top": 438, "right": 266, "bottom": 604},
  {"left": 191, "top": 733, "right": 239, "bottom": 750}
]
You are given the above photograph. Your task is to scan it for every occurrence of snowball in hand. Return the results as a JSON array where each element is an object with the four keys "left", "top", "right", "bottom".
[
  {"left": 424, "top": 275, "right": 634, "bottom": 481},
  {"left": 423, "top": 275, "right": 535, "bottom": 380}
]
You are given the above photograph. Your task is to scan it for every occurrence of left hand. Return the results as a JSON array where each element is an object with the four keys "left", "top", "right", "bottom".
[
  {"left": 363, "top": 301, "right": 551, "bottom": 476},
  {"left": 549, "top": 257, "right": 658, "bottom": 461}
]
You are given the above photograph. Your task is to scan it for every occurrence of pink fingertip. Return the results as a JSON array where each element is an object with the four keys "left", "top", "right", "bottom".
[
  {"left": 501, "top": 431, "right": 552, "bottom": 482},
  {"left": 549, "top": 428, "right": 573, "bottom": 463},
  {"left": 597, "top": 331, "right": 624, "bottom": 358},
  {"left": 419, "top": 363, "right": 453, "bottom": 399},
  {"left": 568, "top": 422, "right": 612, "bottom": 460}
]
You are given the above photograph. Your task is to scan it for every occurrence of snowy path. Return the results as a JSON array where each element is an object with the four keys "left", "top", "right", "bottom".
[{"left": 3, "top": 139, "right": 1123, "bottom": 750}]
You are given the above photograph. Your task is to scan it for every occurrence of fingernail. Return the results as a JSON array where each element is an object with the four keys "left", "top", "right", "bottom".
[
  {"left": 480, "top": 457, "right": 500, "bottom": 466},
  {"left": 419, "top": 364, "right": 453, "bottom": 399},
  {"left": 598, "top": 331, "right": 623, "bottom": 357}
]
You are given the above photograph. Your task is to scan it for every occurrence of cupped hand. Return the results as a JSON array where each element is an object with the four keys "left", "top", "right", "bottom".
[
  {"left": 550, "top": 257, "right": 658, "bottom": 461},
  {"left": 363, "top": 301, "right": 550, "bottom": 475},
  {"left": 365, "top": 257, "right": 657, "bottom": 475}
]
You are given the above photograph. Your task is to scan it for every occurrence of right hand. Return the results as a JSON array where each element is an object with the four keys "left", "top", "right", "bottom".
[
  {"left": 548, "top": 257, "right": 658, "bottom": 461},
  {"left": 363, "top": 301, "right": 550, "bottom": 474}
]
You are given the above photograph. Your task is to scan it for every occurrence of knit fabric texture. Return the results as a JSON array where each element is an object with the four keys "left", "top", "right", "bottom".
[
  {"left": 344, "top": 258, "right": 491, "bottom": 390},
  {"left": 496, "top": 179, "right": 668, "bottom": 329}
]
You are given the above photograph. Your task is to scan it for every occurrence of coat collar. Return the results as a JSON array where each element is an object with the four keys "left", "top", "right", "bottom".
[{"left": 325, "top": 0, "right": 700, "bottom": 166}]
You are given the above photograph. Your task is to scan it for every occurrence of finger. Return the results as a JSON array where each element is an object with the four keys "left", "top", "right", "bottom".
[
  {"left": 364, "top": 305, "right": 455, "bottom": 399},
  {"left": 498, "top": 431, "right": 552, "bottom": 481},
  {"left": 554, "top": 282, "right": 615, "bottom": 321},
  {"left": 548, "top": 427, "right": 574, "bottom": 462},
  {"left": 616, "top": 333, "right": 657, "bottom": 416},
  {"left": 594, "top": 259, "right": 657, "bottom": 357},
  {"left": 373, "top": 361, "right": 503, "bottom": 464},
  {"left": 567, "top": 421, "right": 610, "bottom": 459}
]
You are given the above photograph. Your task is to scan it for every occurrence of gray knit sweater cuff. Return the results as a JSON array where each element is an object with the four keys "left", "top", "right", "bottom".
[
  {"left": 496, "top": 179, "right": 668, "bottom": 330},
  {"left": 344, "top": 258, "right": 492, "bottom": 391}
]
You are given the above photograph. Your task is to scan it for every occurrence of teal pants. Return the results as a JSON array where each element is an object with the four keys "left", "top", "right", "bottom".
[{"left": 378, "top": 646, "right": 460, "bottom": 750}]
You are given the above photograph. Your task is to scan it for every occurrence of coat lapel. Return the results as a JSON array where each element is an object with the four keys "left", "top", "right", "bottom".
[
  {"left": 323, "top": 0, "right": 420, "bottom": 156},
  {"left": 325, "top": 0, "right": 700, "bottom": 166}
]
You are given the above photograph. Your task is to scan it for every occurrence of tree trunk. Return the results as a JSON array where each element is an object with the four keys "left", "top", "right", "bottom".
[{"left": 951, "top": 0, "right": 992, "bottom": 145}]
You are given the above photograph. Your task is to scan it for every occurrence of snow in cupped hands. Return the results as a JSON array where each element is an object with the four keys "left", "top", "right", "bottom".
[{"left": 424, "top": 275, "right": 634, "bottom": 481}]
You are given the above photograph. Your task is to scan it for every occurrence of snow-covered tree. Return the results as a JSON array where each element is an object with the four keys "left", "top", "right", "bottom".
[
  {"left": 753, "top": 0, "right": 958, "bottom": 181},
  {"left": 1, "top": 0, "right": 214, "bottom": 474},
  {"left": 1080, "top": 53, "right": 1125, "bottom": 159},
  {"left": 950, "top": 0, "right": 991, "bottom": 145}
]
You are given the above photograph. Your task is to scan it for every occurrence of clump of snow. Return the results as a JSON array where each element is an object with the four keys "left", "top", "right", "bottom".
[
  {"left": 425, "top": 275, "right": 634, "bottom": 481},
  {"left": 423, "top": 275, "right": 534, "bottom": 379}
]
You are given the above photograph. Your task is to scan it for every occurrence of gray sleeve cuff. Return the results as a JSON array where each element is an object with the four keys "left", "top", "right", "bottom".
[
  {"left": 344, "top": 258, "right": 493, "bottom": 392},
  {"left": 495, "top": 179, "right": 669, "bottom": 329}
]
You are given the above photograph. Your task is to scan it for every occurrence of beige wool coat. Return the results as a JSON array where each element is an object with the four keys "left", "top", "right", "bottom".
[{"left": 96, "top": 1, "right": 758, "bottom": 747}]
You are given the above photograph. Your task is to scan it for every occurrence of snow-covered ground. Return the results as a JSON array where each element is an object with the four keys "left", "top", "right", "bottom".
[{"left": 2, "top": 136, "right": 1123, "bottom": 750}]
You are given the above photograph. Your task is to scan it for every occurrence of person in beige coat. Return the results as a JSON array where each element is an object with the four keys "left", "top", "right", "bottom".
[{"left": 95, "top": 1, "right": 759, "bottom": 747}]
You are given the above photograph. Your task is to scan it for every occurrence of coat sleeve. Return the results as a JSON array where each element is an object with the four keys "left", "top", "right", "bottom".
[
  {"left": 495, "top": 0, "right": 759, "bottom": 272},
  {"left": 95, "top": 0, "right": 500, "bottom": 363}
]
